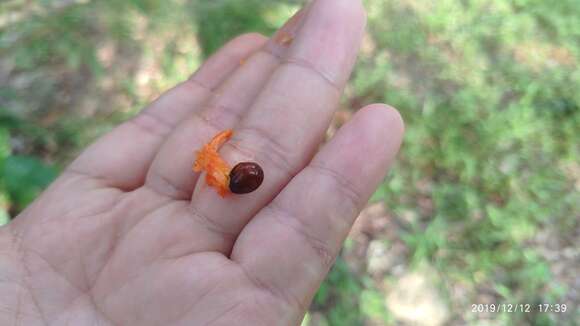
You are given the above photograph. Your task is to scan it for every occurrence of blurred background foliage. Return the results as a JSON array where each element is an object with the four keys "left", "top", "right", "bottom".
[{"left": 1, "top": 0, "right": 578, "bottom": 324}]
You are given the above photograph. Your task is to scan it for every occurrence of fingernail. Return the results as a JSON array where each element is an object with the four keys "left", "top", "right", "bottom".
[{"left": 266, "top": 3, "right": 312, "bottom": 56}]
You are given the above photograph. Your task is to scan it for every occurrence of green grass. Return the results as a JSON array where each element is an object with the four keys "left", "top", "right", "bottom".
[
  {"left": 1, "top": 0, "right": 579, "bottom": 324},
  {"left": 356, "top": 0, "right": 579, "bottom": 324}
]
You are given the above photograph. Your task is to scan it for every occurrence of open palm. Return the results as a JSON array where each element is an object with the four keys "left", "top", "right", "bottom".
[{"left": 0, "top": 1, "right": 403, "bottom": 325}]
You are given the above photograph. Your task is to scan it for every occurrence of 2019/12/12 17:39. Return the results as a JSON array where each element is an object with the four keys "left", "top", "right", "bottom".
[{"left": 471, "top": 303, "right": 568, "bottom": 313}]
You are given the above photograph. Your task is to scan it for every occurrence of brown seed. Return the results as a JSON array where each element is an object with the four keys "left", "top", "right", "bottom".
[{"left": 229, "top": 162, "right": 264, "bottom": 194}]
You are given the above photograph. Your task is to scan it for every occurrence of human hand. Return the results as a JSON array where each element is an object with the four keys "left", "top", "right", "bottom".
[{"left": 0, "top": 0, "right": 403, "bottom": 325}]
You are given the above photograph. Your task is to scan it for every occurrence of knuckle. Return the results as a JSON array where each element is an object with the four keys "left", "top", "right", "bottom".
[
  {"left": 282, "top": 58, "right": 341, "bottom": 93},
  {"left": 185, "top": 75, "right": 214, "bottom": 92},
  {"left": 268, "top": 203, "right": 336, "bottom": 269},
  {"left": 193, "top": 109, "right": 226, "bottom": 135},
  {"left": 238, "top": 262, "right": 308, "bottom": 313},
  {"left": 188, "top": 205, "right": 237, "bottom": 240},
  {"left": 200, "top": 101, "right": 244, "bottom": 128},
  {"left": 308, "top": 164, "right": 363, "bottom": 215},
  {"left": 145, "top": 170, "right": 190, "bottom": 200},
  {"left": 229, "top": 125, "right": 297, "bottom": 177},
  {"left": 129, "top": 110, "right": 173, "bottom": 138}
]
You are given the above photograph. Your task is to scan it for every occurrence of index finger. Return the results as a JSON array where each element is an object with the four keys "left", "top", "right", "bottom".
[{"left": 232, "top": 105, "right": 404, "bottom": 313}]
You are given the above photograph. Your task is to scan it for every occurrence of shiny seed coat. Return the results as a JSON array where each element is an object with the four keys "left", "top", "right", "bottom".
[{"left": 228, "top": 162, "right": 264, "bottom": 194}]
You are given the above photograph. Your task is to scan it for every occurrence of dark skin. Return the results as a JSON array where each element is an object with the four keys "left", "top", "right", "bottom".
[{"left": 0, "top": 0, "right": 404, "bottom": 325}]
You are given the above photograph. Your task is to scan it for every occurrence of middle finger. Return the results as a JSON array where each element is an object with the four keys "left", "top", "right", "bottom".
[{"left": 191, "top": 0, "right": 367, "bottom": 251}]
